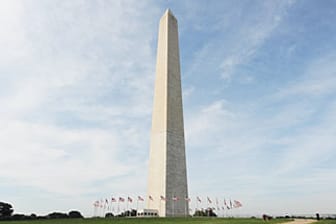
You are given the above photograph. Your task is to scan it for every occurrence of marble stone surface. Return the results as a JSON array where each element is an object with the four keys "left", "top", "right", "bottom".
[{"left": 147, "top": 9, "right": 189, "bottom": 217}]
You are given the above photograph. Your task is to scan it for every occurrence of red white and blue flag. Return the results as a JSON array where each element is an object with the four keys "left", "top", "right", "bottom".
[
  {"left": 128, "top": 196, "right": 133, "bottom": 203},
  {"left": 224, "top": 199, "right": 230, "bottom": 209},
  {"left": 234, "top": 200, "right": 242, "bottom": 208}
]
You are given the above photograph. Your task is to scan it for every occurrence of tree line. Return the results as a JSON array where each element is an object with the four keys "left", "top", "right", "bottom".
[
  {"left": 0, "top": 201, "right": 218, "bottom": 220},
  {"left": 0, "top": 201, "right": 83, "bottom": 221}
]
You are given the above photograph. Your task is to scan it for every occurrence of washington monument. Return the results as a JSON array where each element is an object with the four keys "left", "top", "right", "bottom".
[{"left": 147, "top": 9, "right": 189, "bottom": 217}]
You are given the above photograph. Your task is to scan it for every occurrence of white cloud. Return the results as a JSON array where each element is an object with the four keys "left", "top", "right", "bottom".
[
  {"left": 0, "top": 0, "right": 160, "bottom": 216},
  {"left": 275, "top": 54, "right": 336, "bottom": 98},
  {"left": 185, "top": 51, "right": 336, "bottom": 212},
  {"left": 219, "top": 1, "right": 294, "bottom": 81},
  {"left": 185, "top": 1, "right": 295, "bottom": 82},
  {"left": 1, "top": 0, "right": 336, "bottom": 217},
  {"left": 0, "top": 119, "right": 132, "bottom": 194}
]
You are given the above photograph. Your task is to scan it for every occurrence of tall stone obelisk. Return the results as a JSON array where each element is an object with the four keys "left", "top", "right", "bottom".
[{"left": 147, "top": 9, "right": 188, "bottom": 217}]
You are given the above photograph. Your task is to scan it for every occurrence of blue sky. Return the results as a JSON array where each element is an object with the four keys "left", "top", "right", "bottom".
[{"left": 1, "top": 0, "right": 336, "bottom": 217}]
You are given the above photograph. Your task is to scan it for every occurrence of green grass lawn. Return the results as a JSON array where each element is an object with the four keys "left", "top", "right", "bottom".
[
  {"left": 318, "top": 220, "right": 336, "bottom": 224},
  {"left": 0, "top": 217, "right": 294, "bottom": 224}
]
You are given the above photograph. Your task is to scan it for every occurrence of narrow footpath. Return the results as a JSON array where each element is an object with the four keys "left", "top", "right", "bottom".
[{"left": 283, "top": 219, "right": 317, "bottom": 224}]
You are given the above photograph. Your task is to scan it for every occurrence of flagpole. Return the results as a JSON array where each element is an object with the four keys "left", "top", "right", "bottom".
[
  {"left": 172, "top": 196, "right": 175, "bottom": 217},
  {"left": 206, "top": 198, "right": 208, "bottom": 217},
  {"left": 216, "top": 198, "right": 219, "bottom": 217},
  {"left": 126, "top": 198, "right": 129, "bottom": 217},
  {"left": 100, "top": 200, "right": 103, "bottom": 217},
  {"left": 230, "top": 199, "right": 232, "bottom": 218},
  {"left": 103, "top": 200, "right": 106, "bottom": 217},
  {"left": 112, "top": 201, "right": 114, "bottom": 213},
  {"left": 149, "top": 196, "right": 151, "bottom": 208},
  {"left": 222, "top": 199, "right": 225, "bottom": 218},
  {"left": 185, "top": 198, "right": 189, "bottom": 217}
]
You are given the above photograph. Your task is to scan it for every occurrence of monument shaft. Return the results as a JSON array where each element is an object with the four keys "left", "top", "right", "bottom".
[{"left": 147, "top": 9, "right": 188, "bottom": 217}]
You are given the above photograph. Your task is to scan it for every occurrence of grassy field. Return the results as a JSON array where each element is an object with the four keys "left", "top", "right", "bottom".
[
  {"left": 0, "top": 217, "right": 295, "bottom": 224},
  {"left": 319, "top": 221, "right": 336, "bottom": 224}
]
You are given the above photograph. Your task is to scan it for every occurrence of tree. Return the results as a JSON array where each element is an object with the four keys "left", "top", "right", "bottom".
[
  {"left": 47, "top": 212, "right": 69, "bottom": 219},
  {"left": 193, "top": 208, "right": 217, "bottom": 217},
  {"left": 0, "top": 202, "right": 14, "bottom": 218},
  {"left": 117, "top": 209, "right": 137, "bottom": 217},
  {"left": 12, "top": 214, "right": 26, "bottom": 220},
  {"left": 193, "top": 210, "right": 206, "bottom": 217},
  {"left": 68, "top": 211, "right": 83, "bottom": 218},
  {"left": 105, "top": 212, "right": 114, "bottom": 218},
  {"left": 207, "top": 208, "right": 217, "bottom": 217}
]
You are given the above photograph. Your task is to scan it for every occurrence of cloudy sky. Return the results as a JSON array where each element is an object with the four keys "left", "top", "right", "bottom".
[{"left": 1, "top": 0, "right": 336, "bottom": 217}]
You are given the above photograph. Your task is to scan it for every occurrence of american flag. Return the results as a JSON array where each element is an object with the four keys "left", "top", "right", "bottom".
[
  {"left": 111, "top": 197, "right": 116, "bottom": 202},
  {"left": 160, "top": 195, "right": 166, "bottom": 201},
  {"left": 197, "top": 196, "right": 202, "bottom": 202},
  {"left": 149, "top": 195, "right": 154, "bottom": 201},
  {"left": 138, "top": 196, "right": 144, "bottom": 201},
  {"left": 234, "top": 200, "right": 242, "bottom": 207},
  {"left": 185, "top": 197, "right": 191, "bottom": 202},
  {"left": 119, "top": 197, "right": 125, "bottom": 202},
  {"left": 172, "top": 196, "right": 179, "bottom": 201},
  {"left": 128, "top": 196, "right": 133, "bottom": 202},
  {"left": 225, "top": 199, "right": 230, "bottom": 210}
]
